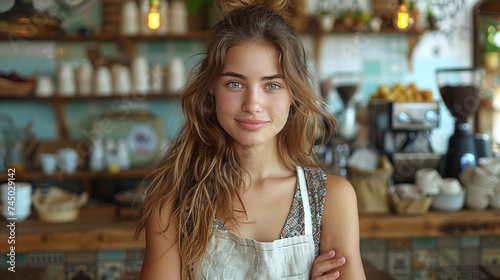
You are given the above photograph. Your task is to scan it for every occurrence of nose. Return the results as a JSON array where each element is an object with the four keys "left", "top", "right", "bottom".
[{"left": 241, "top": 87, "right": 262, "bottom": 113}]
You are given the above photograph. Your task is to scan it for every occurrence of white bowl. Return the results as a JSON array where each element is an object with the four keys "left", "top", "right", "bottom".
[{"left": 431, "top": 189, "right": 465, "bottom": 212}]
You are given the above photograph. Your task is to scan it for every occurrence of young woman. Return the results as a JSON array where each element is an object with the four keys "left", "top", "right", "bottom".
[{"left": 135, "top": 0, "right": 366, "bottom": 279}]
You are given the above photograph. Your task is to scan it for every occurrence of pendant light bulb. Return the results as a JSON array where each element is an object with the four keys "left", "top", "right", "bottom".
[
  {"left": 148, "top": 0, "right": 161, "bottom": 30},
  {"left": 394, "top": 4, "right": 414, "bottom": 31}
]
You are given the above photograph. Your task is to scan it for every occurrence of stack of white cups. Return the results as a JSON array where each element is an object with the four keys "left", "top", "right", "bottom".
[
  {"left": 415, "top": 168, "right": 466, "bottom": 212},
  {"left": 459, "top": 158, "right": 500, "bottom": 210},
  {"left": 1, "top": 182, "right": 32, "bottom": 222}
]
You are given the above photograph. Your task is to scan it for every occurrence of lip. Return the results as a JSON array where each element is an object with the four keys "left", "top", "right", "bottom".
[{"left": 235, "top": 118, "right": 268, "bottom": 131}]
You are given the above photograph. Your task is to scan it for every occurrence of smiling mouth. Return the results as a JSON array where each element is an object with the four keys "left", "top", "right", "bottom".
[{"left": 235, "top": 119, "right": 268, "bottom": 131}]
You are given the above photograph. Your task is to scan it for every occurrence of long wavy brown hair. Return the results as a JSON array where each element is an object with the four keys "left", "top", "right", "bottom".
[{"left": 135, "top": 0, "right": 337, "bottom": 278}]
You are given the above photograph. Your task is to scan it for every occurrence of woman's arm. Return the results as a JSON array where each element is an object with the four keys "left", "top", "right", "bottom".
[
  {"left": 320, "top": 175, "right": 366, "bottom": 279},
  {"left": 140, "top": 202, "right": 181, "bottom": 280}
]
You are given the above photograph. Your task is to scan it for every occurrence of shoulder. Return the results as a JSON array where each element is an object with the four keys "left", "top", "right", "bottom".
[{"left": 324, "top": 174, "right": 357, "bottom": 202}]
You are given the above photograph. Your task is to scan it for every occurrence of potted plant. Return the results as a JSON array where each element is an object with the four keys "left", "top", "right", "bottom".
[
  {"left": 426, "top": 1, "right": 437, "bottom": 29},
  {"left": 483, "top": 24, "right": 500, "bottom": 70},
  {"left": 316, "top": 10, "right": 336, "bottom": 33}
]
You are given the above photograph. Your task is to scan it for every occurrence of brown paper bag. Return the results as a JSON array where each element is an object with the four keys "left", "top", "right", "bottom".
[{"left": 348, "top": 155, "right": 394, "bottom": 214}]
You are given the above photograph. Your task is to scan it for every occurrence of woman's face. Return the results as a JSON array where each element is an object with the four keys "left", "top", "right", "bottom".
[{"left": 213, "top": 41, "right": 292, "bottom": 149}]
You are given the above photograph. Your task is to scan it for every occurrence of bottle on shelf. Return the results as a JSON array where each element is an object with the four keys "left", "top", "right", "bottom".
[
  {"left": 158, "top": 0, "right": 170, "bottom": 35},
  {"left": 117, "top": 138, "right": 131, "bottom": 170},
  {"left": 170, "top": 0, "right": 188, "bottom": 34},
  {"left": 121, "top": 0, "right": 140, "bottom": 36},
  {"left": 90, "top": 138, "right": 105, "bottom": 172}
]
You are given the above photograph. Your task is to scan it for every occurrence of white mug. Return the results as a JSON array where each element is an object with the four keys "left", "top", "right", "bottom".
[
  {"left": 132, "top": 56, "right": 150, "bottom": 94},
  {"left": 58, "top": 63, "right": 76, "bottom": 97},
  {"left": 57, "top": 148, "right": 79, "bottom": 174},
  {"left": 35, "top": 76, "right": 55, "bottom": 97},
  {"left": 415, "top": 168, "right": 442, "bottom": 196},
  {"left": 77, "top": 62, "right": 93, "bottom": 96},
  {"left": 150, "top": 63, "right": 164, "bottom": 94},
  {"left": 95, "top": 66, "right": 113, "bottom": 96},
  {"left": 470, "top": 166, "right": 498, "bottom": 188},
  {"left": 40, "top": 153, "right": 57, "bottom": 175},
  {"left": 478, "top": 157, "right": 500, "bottom": 176},
  {"left": 166, "top": 57, "right": 185, "bottom": 93},
  {"left": 112, "top": 64, "right": 132, "bottom": 96},
  {"left": 441, "top": 178, "right": 462, "bottom": 195}
]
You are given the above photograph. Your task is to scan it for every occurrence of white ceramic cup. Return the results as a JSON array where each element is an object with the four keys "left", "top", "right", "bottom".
[
  {"left": 395, "top": 184, "right": 423, "bottom": 200},
  {"left": 441, "top": 178, "right": 462, "bottom": 195},
  {"left": 491, "top": 193, "right": 500, "bottom": 209},
  {"left": 112, "top": 64, "right": 132, "bottom": 96},
  {"left": 132, "top": 56, "right": 149, "bottom": 94},
  {"left": 478, "top": 157, "right": 500, "bottom": 176},
  {"left": 77, "top": 62, "right": 93, "bottom": 96},
  {"left": 150, "top": 63, "right": 164, "bottom": 94},
  {"left": 1, "top": 182, "right": 32, "bottom": 222},
  {"left": 58, "top": 63, "right": 76, "bottom": 97},
  {"left": 35, "top": 76, "right": 55, "bottom": 97},
  {"left": 415, "top": 168, "right": 442, "bottom": 196},
  {"left": 57, "top": 148, "right": 79, "bottom": 174},
  {"left": 40, "top": 153, "right": 57, "bottom": 175},
  {"left": 166, "top": 57, "right": 185, "bottom": 93},
  {"left": 470, "top": 167, "right": 498, "bottom": 188},
  {"left": 465, "top": 192, "right": 490, "bottom": 210},
  {"left": 95, "top": 66, "right": 113, "bottom": 96}
]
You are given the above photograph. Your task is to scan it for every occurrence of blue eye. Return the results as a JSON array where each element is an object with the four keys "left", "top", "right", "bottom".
[
  {"left": 267, "top": 84, "right": 280, "bottom": 90},
  {"left": 228, "top": 82, "right": 242, "bottom": 88}
]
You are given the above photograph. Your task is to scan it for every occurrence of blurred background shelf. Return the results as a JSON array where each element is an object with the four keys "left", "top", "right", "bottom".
[{"left": 0, "top": 168, "right": 152, "bottom": 181}]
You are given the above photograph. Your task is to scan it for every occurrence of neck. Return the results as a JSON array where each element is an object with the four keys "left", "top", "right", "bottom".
[{"left": 235, "top": 140, "right": 291, "bottom": 185}]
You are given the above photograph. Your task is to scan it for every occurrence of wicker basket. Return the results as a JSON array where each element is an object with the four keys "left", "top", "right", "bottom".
[{"left": 0, "top": 77, "right": 34, "bottom": 97}]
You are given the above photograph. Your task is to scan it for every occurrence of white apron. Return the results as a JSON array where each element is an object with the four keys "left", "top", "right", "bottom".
[{"left": 196, "top": 166, "right": 315, "bottom": 279}]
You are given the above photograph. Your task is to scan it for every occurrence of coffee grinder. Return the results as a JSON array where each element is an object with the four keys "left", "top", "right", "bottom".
[
  {"left": 369, "top": 101, "right": 440, "bottom": 183},
  {"left": 332, "top": 72, "right": 362, "bottom": 141},
  {"left": 436, "top": 67, "right": 484, "bottom": 178}
]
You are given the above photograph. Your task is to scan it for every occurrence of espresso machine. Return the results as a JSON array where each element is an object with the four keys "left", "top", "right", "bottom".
[
  {"left": 436, "top": 67, "right": 484, "bottom": 178},
  {"left": 369, "top": 101, "right": 441, "bottom": 183}
]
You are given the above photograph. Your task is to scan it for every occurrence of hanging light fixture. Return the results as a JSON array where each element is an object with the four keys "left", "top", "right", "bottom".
[
  {"left": 148, "top": 0, "right": 160, "bottom": 30},
  {"left": 394, "top": 1, "right": 414, "bottom": 31}
]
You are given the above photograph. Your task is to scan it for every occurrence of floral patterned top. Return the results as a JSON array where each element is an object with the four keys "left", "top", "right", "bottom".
[{"left": 213, "top": 167, "right": 327, "bottom": 257}]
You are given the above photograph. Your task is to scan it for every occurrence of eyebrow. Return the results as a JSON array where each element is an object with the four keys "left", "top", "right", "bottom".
[{"left": 220, "top": 72, "right": 285, "bottom": 81}]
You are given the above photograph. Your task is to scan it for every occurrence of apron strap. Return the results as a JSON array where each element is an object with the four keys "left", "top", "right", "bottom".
[{"left": 297, "top": 166, "right": 312, "bottom": 235}]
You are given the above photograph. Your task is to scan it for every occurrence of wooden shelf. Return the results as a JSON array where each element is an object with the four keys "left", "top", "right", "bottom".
[
  {"left": 0, "top": 32, "right": 210, "bottom": 41},
  {"left": 0, "top": 168, "right": 152, "bottom": 182},
  {"left": 0, "top": 92, "right": 181, "bottom": 101},
  {"left": 1, "top": 204, "right": 499, "bottom": 253}
]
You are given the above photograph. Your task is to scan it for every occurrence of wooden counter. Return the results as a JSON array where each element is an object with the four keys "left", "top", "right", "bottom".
[
  {"left": 359, "top": 209, "right": 500, "bottom": 239},
  {"left": 1, "top": 205, "right": 500, "bottom": 253},
  {"left": 0, "top": 205, "right": 144, "bottom": 253}
]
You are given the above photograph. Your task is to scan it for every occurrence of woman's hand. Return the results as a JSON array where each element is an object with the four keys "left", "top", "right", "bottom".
[{"left": 310, "top": 250, "right": 346, "bottom": 279}]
